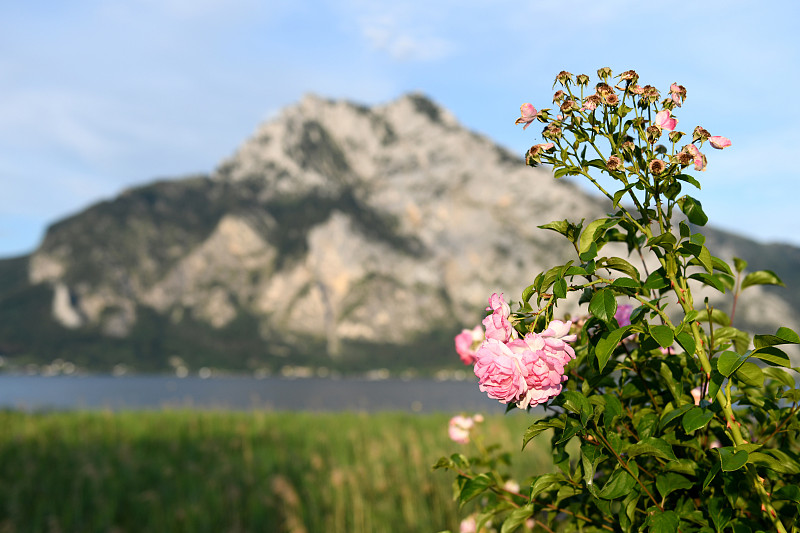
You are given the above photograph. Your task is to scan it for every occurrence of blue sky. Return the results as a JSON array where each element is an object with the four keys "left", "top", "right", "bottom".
[{"left": 1, "top": 0, "right": 798, "bottom": 258}]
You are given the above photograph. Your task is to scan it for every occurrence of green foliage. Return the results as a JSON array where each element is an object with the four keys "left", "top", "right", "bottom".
[{"left": 440, "top": 69, "right": 800, "bottom": 532}]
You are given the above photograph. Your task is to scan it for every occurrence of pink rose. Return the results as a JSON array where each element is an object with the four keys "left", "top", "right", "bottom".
[
  {"left": 473, "top": 339, "right": 529, "bottom": 405},
  {"left": 709, "top": 136, "right": 731, "bottom": 149},
  {"left": 654, "top": 110, "right": 678, "bottom": 131},
  {"left": 448, "top": 415, "right": 475, "bottom": 444},
  {"left": 454, "top": 325, "right": 484, "bottom": 365},
  {"left": 482, "top": 293, "right": 516, "bottom": 342},
  {"left": 515, "top": 103, "right": 537, "bottom": 130},
  {"left": 614, "top": 304, "right": 632, "bottom": 327}
]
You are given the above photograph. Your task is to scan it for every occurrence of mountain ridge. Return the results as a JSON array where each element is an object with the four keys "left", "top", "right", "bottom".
[{"left": 1, "top": 93, "right": 798, "bottom": 373}]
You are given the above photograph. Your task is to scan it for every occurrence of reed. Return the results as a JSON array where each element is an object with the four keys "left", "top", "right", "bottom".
[{"left": 0, "top": 410, "right": 549, "bottom": 533}]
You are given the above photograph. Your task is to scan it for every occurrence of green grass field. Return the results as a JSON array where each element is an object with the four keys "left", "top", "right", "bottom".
[{"left": 0, "top": 410, "right": 550, "bottom": 533}]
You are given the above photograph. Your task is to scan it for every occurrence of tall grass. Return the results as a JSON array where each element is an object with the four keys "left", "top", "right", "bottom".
[{"left": 0, "top": 410, "right": 550, "bottom": 533}]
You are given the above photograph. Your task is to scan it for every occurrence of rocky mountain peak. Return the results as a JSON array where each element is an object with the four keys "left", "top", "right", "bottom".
[{"left": 10, "top": 93, "right": 799, "bottom": 372}]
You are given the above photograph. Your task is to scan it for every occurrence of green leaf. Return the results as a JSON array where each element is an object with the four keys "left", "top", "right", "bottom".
[
  {"left": 697, "top": 245, "right": 714, "bottom": 274},
  {"left": 553, "top": 278, "right": 567, "bottom": 299},
  {"left": 611, "top": 277, "right": 640, "bottom": 289},
  {"left": 763, "top": 366, "right": 795, "bottom": 388},
  {"left": 603, "top": 393, "right": 623, "bottom": 426},
  {"left": 602, "top": 257, "right": 641, "bottom": 281},
  {"left": 643, "top": 269, "right": 669, "bottom": 290},
  {"left": 750, "top": 346, "right": 791, "bottom": 368},
  {"left": 741, "top": 270, "right": 785, "bottom": 290},
  {"left": 708, "top": 496, "right": 732, "bottom": 532},
  {"left": 589, "top": 289, "right": 617, "bottom": 323},
  {"left": 717, "top": 447, "right": 749, "bottom": 472},
  {"left": 650, "top": 325, "right": 675, "bottom": 349},
  {"left": 561, "top": 390, "right": 592, "bottom": 427},
  {"left": 523, "top": 419, "right": 565, "bottom": 450},
  {"left": 597, "top": 467, "right": 637, "bottom": 500},
  {"left": 773, "top": 485, "right": 800, "bottom": 502},
  {"left": 680, "top": 195, "right": 708, "bottom": 226},
  {"left": 529, "top": 473, "right": 562, "bottom": 501},
  {"left": 682, "top": 407, "right": 714, "bottom": 433},
  {"left": 689, "top": 272, "right": 727, "bottom": 293},
  {"left": 734, "top": 362, "right": 764, "bottom": 387},
  {"left": 459, "top": 473, "right": 493, "bottom": 504},
  {"left": 675, "top": 331, "right": 696, "bottom": 356},
  {"left": 711, "top": 256, "right": 733, "bottom": 275},
  {"left": 717, "top": 351, "right": 748, "bottom": 377},
  {"left": 579, "top": 218, "right": 617, "bottom": 255},
  {"left": 707, "top": 370, "right": 724, "bottom": 400},
  {"left": 538, "top": 219, "right": 583, "bottom": 244},
  {"left": 647, "top": 232, "right": 677, "bottom": 251},
  {"left": 432, "top": 456, "right": 454, "bottom": 470},
  {"left": 753, "top": 326, "right": 800, "bottom": 348},
  {"left": 656, "top": 472, "right": 692, "bottom": 500},
  {"left": 733, "top": 257, "right": 748, "bottom": 273},
  {"left": 627, "top": 437, "right": 677, "bottom": 461},
  {"left": 703, "top": 461, "right": 720, "bottom": 490},
  {"left": 595, "top": 326, "right": 632, "bottom": 372},
  {"left": 647, "top": 510, "right": 680, "bottom": 533},
  {"left": 676, "top": 173, "right": 702, "bottom": 189},
  {"left": 699, "top": 308, "right": 731, "bottom": 327},
  {"left": 660, "top": 404, "right": 693, "bottom": 430},
  {"left": 500, "top": 504, "right": 534, "bottom": 533}
]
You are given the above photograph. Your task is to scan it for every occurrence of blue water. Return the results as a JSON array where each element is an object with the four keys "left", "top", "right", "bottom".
[{"left": 0, "top": 375, "right": 512, "bottom": 414}]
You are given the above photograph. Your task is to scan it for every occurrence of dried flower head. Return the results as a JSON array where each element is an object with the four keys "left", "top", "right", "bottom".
[
  {"left": 543, "top": 124, "right": 562, "bottom": 139},
  {"left": 604, "top": 93, "right": 620, "bottom": 106},
  {"left": 597, "top": 67, "right": 612, "bottom": 80},
  {"left": 621, "top": 141, "right": 636, "bottom": 153},
  {"left": 618, "top": 70, "right": 639, "bottom": 82},
  {"left": 606, "top": 155, "right": 622, "bottom": 171},
  {"left": 641, "top": 85, "right": 661, "bottom": 104},
  {"left": 555, "top": 71, "right": 574, "bottom": 86},
  {"left": 576, "top": 73, "right": 590, "bottom": 86},
  {"left": 630, "top": 84, "right": 644, "bottom": 95},
  {"left": 646, "top": 125, "right": 662, "bottom": 144},
  {"left": 582, "top": 94, "right": 601, "bottom": 111},
  {"left": 560, "top": 100, "right": 579, "bottom": 114},
  {"left": 669, "top": 83, "right": 687, "bottom": 107},
  {"left": 675, "top": 150, "right": 694, "bottom": 167},
  {"left": 684, "top": 144, "right": 707, "bottom": 171},
  {"left": 648, "top": 158, "right": 666, "bottom": 174},
  {"left": 596, "top": 83, "right": 613, "bottom": 97},
  {"left": 552, "top": 90, "right": 566, "bottom": 103},
  {"left": 693, "top": 126, "right": 711, "bottom": 143}
]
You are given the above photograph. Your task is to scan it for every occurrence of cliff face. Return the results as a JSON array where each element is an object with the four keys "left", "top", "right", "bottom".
[{"left": 4, "top": 93, "right": 798, "bottom": 371}]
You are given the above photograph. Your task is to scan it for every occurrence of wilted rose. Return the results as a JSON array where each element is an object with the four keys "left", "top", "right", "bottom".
[
  {"left": 515, "top": 103, "right": 537, "bottom": 130},
  {"left": 709, "top": 136, "right": 731, "bottom": 149}
]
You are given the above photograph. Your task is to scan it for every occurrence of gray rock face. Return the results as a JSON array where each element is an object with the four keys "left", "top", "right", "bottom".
[{"left": 22, "top": 93, "right": 800, "bottom": 364}]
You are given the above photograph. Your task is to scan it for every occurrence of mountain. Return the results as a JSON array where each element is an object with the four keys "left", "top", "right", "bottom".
[{"left": 1, "top": 93, "right": 798, "bottom": 374}]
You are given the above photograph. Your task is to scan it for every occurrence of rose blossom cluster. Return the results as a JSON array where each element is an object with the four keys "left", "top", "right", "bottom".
[
  {"left": 515, "top": 70, "right": 732, "bottom": 176},
  {"left": 456, "top": 293, "right": 577, "bottom": 409}
]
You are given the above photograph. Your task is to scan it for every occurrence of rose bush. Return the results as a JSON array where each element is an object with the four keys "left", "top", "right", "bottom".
[{"left": 436, "top": 68, "right": 800, "bottom": 532}]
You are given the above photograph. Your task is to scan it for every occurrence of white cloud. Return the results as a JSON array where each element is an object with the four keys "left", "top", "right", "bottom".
[{"left": 359, "top": 13, "right": 455, "bottom": 61}]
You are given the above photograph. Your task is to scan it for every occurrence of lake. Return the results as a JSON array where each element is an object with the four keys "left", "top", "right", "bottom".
[{"left": 0, "top": 375, "right": 513, "bottom": 414}]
